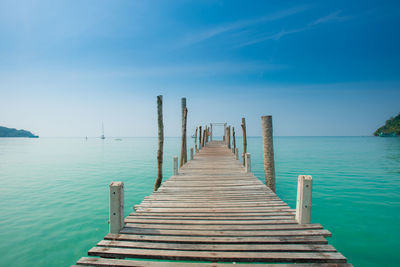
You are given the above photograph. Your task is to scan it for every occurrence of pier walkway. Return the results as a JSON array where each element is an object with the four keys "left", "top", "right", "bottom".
[{"left": 75, "top": 141, "right": 350, "bottom": 266}]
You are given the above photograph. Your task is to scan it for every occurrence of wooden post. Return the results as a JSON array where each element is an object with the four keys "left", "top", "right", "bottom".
[
  {"left": 173, "top": 156, "right": 178, "bottom": 175},
  {"left": 210, "top": 124, "right": 213, "bottom": 141},
  {"left": 227, "top": 126, "right": 231, "bottom": 149},
  {"left": 180, "top": 107, "right": 188, "bottom": 167},
  {"left": 154, "top": 95, "right": 164, "bottom": 191},
  {"left": 296, "top": 175, "right": 313, "bottom": 224},
  {"left": 235, "top": 148, "right": 239, "bottom": 160},
  {"left": 202, "top": 128, "right": 206, "bottom": 148},
  {"left": 245, "top": 153, "right": 251, "bottom": 173},
  {"left": 241, "top": 118, "right": 247, "bottom": 166},
  {"left": 109, "top": 181, "right": 124, "bottom": 234},
  {"left": 190, "top": 147, "right": 194, "bottom": 160},
  {"left": 261, "top": 115, "right": 276, "bottom": 192},
  {"left": 232, "top": 126, "right": 236, "bottom": 152},
  {"left": 199, "top": 126, "right": 202, "bottom": 149},
  {"left": 223, "top": 123, "right": 227, "bottom": 142},
  {"left": 194, "top": 127, "right": 198, "bottom": 152}
]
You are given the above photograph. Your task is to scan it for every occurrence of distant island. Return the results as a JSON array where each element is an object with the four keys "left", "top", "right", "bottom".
[
  {"left": 0, "top": 126, "right": 39, "bottom": 138},
  {"left": 374, "top": 113, "right": 400, "bottom": 137}
]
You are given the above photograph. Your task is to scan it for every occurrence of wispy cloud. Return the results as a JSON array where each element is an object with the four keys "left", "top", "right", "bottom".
[
  {"left": 181, "top": 5, "right": 312, "bottom": 46},
  {"left": 237, "top": 10, "right": 351, "bottom": 47},
  {"left": 309, "top": 10, "right": 351, "bottom": 26}
]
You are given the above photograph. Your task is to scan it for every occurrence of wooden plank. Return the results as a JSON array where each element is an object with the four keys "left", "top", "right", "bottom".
[
  {"left": 88, "top": 247, "right": 347, "bottom": 263},
  {"left": 105, "top": 233, "right": 329, "bottom": 244},
  {"left": 122, "top": 223, "right": 324, "bottom": 231},
  {"left": 97, "top": 240, "right": 336, "bottom": 252},
  {"left": 124, "top": 219, "right": 297, "bottom": 224},
  {"left": 77, "top": 257, "right": 353, "bottom": 267},
  {"left": 120, "top": 227, "right": 332, "bottom": 237}
]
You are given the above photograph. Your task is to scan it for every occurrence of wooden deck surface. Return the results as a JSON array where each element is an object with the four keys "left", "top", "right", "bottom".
[{"left": 75, "top": 141, "right": 350, "bottom": 266}]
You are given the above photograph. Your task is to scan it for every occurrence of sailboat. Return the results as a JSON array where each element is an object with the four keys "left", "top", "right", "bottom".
[{"left": 101, "top": 122, "right": 105, "bottom": 139}]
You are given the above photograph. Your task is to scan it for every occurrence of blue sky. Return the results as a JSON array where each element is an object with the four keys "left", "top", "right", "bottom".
[{"left": 0, "top": 0, "right": 399, "bottom": 136}]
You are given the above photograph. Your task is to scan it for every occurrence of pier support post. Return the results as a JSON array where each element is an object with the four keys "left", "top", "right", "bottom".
[
  {"left": 235, "top": 148, "right": 239, "bottom": 160},
  {"left": 154, "top": 95, "right": 164, "bottom": 191},
  {"left": 245, "top": 153, "right": 251, "bottom": 173},
  {"left": 190, "top": 147, "right": 194, "bottom": 160},
  {"left": 199, "top": 126, "right": 202, "bottom": 149},
  {"left": 227, "top": 126, "right": 231, "bottom": 149},
  {"left": 180, "top": 103, "right": 188, "bottom": 167},
  {"left": 241, "top": 118, "right": 247, "bottom": 166},
  {"left": 261, "top": 115, "right": 276, "bottom": 192},
  {"left": 296, "top": 175, "right": 313, "bottom": 224},
  {"left": 194, "top": 127, "right": 198, "bottom": 152},
  {"left": 109, "top": 182, "right": 124, "bottom": 234},
  {"left": 173, "top": 156, "right": 178, "bottom": 175}
]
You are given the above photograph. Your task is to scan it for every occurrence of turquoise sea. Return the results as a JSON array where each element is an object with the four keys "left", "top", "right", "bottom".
[{"left": 0, "top": 136, "right": 399, "bottom": 266}]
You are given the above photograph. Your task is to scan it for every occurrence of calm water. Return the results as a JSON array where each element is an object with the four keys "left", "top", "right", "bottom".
[{"left": 0, "top": 136, "right": 399, "bottom": 266}]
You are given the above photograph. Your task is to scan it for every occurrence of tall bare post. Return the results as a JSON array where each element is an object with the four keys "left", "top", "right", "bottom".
[
  {"left": 173, "top": 156, "right": 178, "bottom": 175},
  {"left": 227, "top": 126, "right": 231, "bottom": 149},
  {"left": 180, "top": 107, "right": 188, "bottom": 167},
  {"left": 154, "top": 95, "right": 164, "bottom": 191},
  {"left": 241, "top": 118, "right": 247, "bottom": 166},
  {"left": 235, "top": 148, "right": 239, "bottom": 160},
  {"left": 202, "top": 128, "right": 206, "bottom": 147},
  {"left": 261, "top": 115, "right": 276, "bottom": 192},
  {"left": 296, "top": 175, "right": 313, "bottom": 224},
  {"left": 180, "top": 98, "right": 187, "bottom": 167},
  {"left": 245, "top": 153, "right": 251, "bottom": 173},
  {"left": 210, "top": 124, "right": 213, "bottom": 141},
  {"left": 194, "top": 127, "right": 198, "bottom": 152},
  {"left": 190, "top": 148, "right": 194, "bottom": 160},
  {"left": 199, "top": 126, "right": 202, "bottom": 149},
  {"left": 109, "top": 181, "right": 124, "bottom": 234},
  {"left": 232, "top": 127, "right": 236, "bottom": 151},
  {"left": 223, "top": 123, "right": 226, "bottom": 142}
]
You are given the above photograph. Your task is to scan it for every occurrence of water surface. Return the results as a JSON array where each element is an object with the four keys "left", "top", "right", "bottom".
[{"left": 0, "top": 136, "right": 399, "bottom": 266}]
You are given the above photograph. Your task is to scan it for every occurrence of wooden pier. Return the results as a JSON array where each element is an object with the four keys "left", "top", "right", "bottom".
[{"left": 75, "top": 141, "right": 350, "bottom": 266}]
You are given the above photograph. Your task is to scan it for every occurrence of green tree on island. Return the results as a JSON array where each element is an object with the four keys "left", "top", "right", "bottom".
[{"left": 374, "top": 113, "right": 400, "bottom": 136}]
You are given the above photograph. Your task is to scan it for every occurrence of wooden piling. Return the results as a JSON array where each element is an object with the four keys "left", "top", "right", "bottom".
[
  {"left": 261, "top": 115, "right": 276, "bottom": 192},
  {"left": 190, "top": 147, "right": 194, "bottom": 160},
  {"left": 245, "top": 153, "right": 251, "bottom": 173},
  {"left": 232, "top": 126, "right": 236, "bottom": 151},
  {"left": 296, "top": 175, "right": 313, "bottom": 224},
  {"left": 194, "top": 127, "right": 198, "bottom": 152},
  {"left": 109, "top": 181, "right": 124, "bottom": 234},
  {"left": 154, "top": 95, "right": 164, "bottom": 191},
  {"left": 210, "top": 124, "right": 213, "bottom": 141},
  {"left": 199, "top": 126, "right": 202, "bottom": 149},
  {"left": 180, "top": 107, "right": 188, "bottom": 167},
  {"left": 241, "top": 118, "right": 247, "bottom": 166},
  {"left": 202, "top": 128, "right": 206, "bottom": 148},
  {"left": 173, "top": 156, "right": 178, "bottom": 175},
  {"left": 227, "top": 126, "right": 231, "bottom": 149},
  {"left": 235, "top": 147, "right": 239, "bottom": 160}
]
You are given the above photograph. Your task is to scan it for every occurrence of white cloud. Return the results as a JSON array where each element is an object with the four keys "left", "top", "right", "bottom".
[
  {"left": 180, "top": 5, "right": 312, "bottom": 46},
  {"left": 237, "top": 10, "right": 352, "bottom": 47}
]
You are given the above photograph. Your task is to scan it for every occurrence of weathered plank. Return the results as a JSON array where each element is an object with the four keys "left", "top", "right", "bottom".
[
  {"left": 76, "top": 257, "right": 353, "bottom": 267},
  {"left": 88, "top": 247, "right": 347, "bottom": 263}
]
